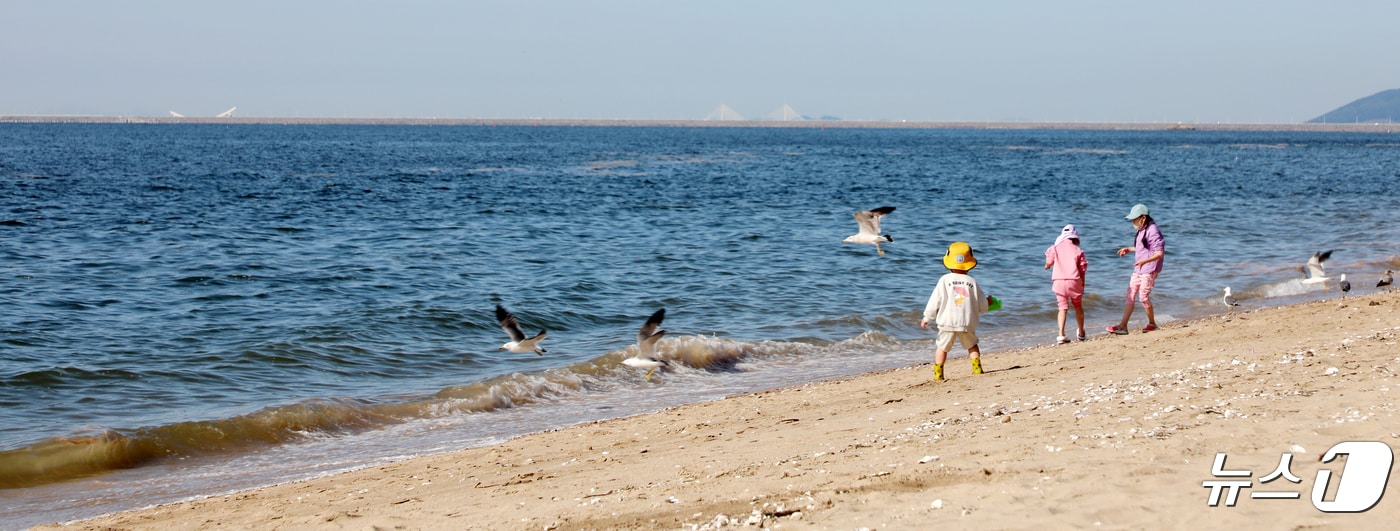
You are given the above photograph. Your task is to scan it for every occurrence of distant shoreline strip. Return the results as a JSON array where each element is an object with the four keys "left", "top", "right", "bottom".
[{"left": 1, "top": 115, "right": 1397, "bottom": 132}]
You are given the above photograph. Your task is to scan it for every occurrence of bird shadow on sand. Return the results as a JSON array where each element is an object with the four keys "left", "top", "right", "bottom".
[{"left": 981, "top": 364, "right": 1025, "bottom": 375}]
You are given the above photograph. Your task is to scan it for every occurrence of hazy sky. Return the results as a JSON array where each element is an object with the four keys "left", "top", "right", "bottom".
[{"left": 4, "top": 1, "right": 1397, "bottom": 122}]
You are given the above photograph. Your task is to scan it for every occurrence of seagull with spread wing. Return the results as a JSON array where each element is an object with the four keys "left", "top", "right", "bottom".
[
  {"left": 1299, "top": 250, "right": 1334, "bottom": 284},
  {"left": 495, "top": 304, "right": 547, "bottom": 355},
  {"left": 843, "top": 206, "right": 896, "bottom": 256},
  {"left": 623, "top": 308, "right": 668, "bottom": 380}
]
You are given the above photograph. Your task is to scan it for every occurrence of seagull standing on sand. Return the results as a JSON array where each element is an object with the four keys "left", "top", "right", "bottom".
[
  {"left": 496, "top": 304, "right": 547, "bottom": 355},
  {"left": 1300, "top": 250, "right": 1334, "bottom": 284},
  {"left": 843, "top": 206, "right": 896, "bottom": 256},
  {"left": 1379, "top": 269, "right": 1393, "bottom": 290},
  {"left": 624, "top": 308, "right": 668, "bottom": 380},
  {"left": 1222, "top": 287, "right": 1239, "bottom": 314},
  {"left": 1339, "top": 274, "right": 1351, "bottom": 297}
]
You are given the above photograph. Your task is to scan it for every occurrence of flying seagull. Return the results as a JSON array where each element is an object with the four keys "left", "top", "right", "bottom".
[
  {"left": 623, "top": 308, "right": 668, "bottom": 380},
  {"left": 1222, "top": 287, "right": 1239, "bottom": 314},
  {"left": 1339, "top": 274, "right": 1351, "bottom": 297},
  {"left": 496, "top": 304, "right": 547, "bottom": 355},
  {"left": 1379, "top": 269, "right": 1393, "bottom": 290},
  {"left": 1299, "top": 250, "right": 1334, "bottom": 284},
  {"left": 843, "top": 206, "right": 896, "bottom": 256}
]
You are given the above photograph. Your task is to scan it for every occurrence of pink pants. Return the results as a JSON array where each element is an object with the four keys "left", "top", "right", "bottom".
[
  {"left": 1126, "top": 272, "right": 1158, "bottom": 308},
  {"left": 1052, "top": 279, "right": 1084, "bottom": 310}
]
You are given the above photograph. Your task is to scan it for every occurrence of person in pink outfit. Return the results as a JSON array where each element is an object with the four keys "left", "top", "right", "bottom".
[
  {"left": 1044, "top": 224, "right": 1087, "bottom": 344},
  {"left": 1107, "top": 204, "right": 1165, "bottom": 334}
]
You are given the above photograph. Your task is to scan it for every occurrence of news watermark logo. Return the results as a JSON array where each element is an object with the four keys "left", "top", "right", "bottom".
[{"left": 1203, "top": 441, "right": 1394, "bottom": 512}]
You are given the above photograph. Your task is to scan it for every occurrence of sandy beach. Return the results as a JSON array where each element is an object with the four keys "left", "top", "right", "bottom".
[{"left": 38, "top": 290, "right": 1400, "bottom": 530}]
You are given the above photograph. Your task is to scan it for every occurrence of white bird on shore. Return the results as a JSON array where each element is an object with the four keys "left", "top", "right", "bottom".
[
  {"left": 1222, "top": 287, "right": 1239, "bottom": 314},
  {"left": 843, "top": 206, "right": 895, "bottom": 256},
  {"left": 496, "top": 304, "right": 547, "bottom": 355},
  {"left": 1379, "top": 269, "right": 1393, "bottom": 290},
  {"left": 1299, "top": 250, "right": 1334, "bottom": 284},
  {"left": 1339, "top": 274, "right": 1351, "bottom": 297},
  {"left": 624, "top": 308, "right": 668, "bottom": 380}
]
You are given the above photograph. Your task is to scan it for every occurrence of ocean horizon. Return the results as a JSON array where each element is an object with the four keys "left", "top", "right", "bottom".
[{"left": 4, "top": 114, "right": 1400, "bottom": 132}]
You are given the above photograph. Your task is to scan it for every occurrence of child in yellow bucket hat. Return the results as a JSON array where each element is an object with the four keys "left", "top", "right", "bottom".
[{"left": 920, "top": 242, "right": 998, "bottom": 381}]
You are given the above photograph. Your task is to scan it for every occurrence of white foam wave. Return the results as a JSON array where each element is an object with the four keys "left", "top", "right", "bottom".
[{"left": 1257, "top": 279, "right": 1329, "bottom": 298}]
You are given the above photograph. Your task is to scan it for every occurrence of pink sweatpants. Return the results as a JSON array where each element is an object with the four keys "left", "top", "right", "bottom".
[
  {"left": 1126, "top": 272, "right": 1158, "bottom": 308},
  {"left": 1052, "top": 279, "right": 1084, "bottom": 310}
]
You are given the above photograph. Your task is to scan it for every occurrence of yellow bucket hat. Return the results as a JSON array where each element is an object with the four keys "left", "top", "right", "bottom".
[{"left": 943, "top": 242, "right": 977, "bottom": 271}]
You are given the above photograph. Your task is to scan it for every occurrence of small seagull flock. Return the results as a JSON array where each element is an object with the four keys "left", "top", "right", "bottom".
[
  {"left": 1223, "top": 250, "right": 1393, "bottom": 308},
  {"left": 496, "top": 304, "right": 670, "bottom": 380},
  {"left": 493, "top": 207, "right": 899, "bottom": 380}
]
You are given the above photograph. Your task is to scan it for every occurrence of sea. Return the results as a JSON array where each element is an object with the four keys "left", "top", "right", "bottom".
[{"left": 1, "top": 123, "right": 1397, "bottom": 528}]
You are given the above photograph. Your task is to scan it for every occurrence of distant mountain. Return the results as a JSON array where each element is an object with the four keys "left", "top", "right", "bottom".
[{"left": 1308, "top": 88, "right": 1400, "bottom": 124}]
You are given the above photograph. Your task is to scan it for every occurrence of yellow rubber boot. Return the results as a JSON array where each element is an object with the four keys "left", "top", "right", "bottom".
[
  {"left": 971, "top": 357, "right": 983, "bottom": 375},
  {"left": 934, "top": 363, "right": 945, "bottom": 381}
]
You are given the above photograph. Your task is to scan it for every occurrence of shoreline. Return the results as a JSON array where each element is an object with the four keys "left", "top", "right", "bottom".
[
  {"left": 2, "top": 115, "right": 1398, "bottom": 132},
  {"left": 39, "top": 289, "right": 1400, "bottom": 529}
]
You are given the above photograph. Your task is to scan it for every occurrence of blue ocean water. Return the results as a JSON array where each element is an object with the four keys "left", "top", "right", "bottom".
[{"left": 1, "top": 124, "right": 1397, "bottom": 527}]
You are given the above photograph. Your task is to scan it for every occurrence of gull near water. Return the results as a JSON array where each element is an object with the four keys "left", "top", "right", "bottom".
[
  {"left": 496, "top": 304, "right": 547, "bottom": 355},
  {"left": 1222, "top": 287, "right": 1239, "bottom": 314},
  {"left": 1300, "top": 250, "right": 1334, "bottom": 284},
  {"left": 624, "top": 308, "right": 669, "bottom": 380},
  {"left": 843, "top": 206, "right": 896, "bottom": 256}
]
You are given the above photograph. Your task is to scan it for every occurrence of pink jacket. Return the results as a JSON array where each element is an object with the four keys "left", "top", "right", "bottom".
[{"left": 1045, "top": 239, "right": 1087, "bottom": 281}]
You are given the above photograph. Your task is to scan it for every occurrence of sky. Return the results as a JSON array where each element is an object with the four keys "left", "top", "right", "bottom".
[{"left": 3, "top": 1, "right": 1398, "bottom": 123}]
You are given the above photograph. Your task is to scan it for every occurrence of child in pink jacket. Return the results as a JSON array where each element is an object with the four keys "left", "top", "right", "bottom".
[{"left": 1044, "top": 225, "right": 1087, "bottom": 343}]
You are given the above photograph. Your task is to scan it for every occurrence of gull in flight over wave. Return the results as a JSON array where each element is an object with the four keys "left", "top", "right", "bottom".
[
  {"left": 1299, "top": 250, "right": 1334, "bottom": 284},
  {"left": 624, "top": 308, "right": 668, "bottom": 380},
  {"left": 496, "top": 304, "right": 547, "bottom": 355},
  {"left": 843, "top": 206, "right": 895, "bottom": 256}
]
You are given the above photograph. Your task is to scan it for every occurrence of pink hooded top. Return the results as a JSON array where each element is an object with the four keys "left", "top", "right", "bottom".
[{"left": 1045, "top": 225, "right": 1087, "bottom": 281}]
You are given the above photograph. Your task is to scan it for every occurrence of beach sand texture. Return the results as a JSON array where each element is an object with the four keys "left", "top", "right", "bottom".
[{"left": 40, "top": 291, "right": 1400, "bottom": 530}]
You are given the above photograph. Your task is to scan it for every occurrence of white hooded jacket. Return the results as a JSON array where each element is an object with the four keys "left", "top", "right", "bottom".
[{"left": 922, "top": 272, "right": 989, "bottom": 332}]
